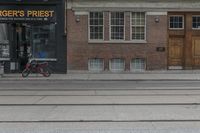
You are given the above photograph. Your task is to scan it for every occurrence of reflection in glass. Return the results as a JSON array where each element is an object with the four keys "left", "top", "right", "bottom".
[{"left": 32, "top": 24, "right": 56, "bottom": 58}]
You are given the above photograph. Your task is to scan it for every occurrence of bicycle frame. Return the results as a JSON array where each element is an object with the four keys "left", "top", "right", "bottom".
[
  {"left": 22, "top": 58, "right": 51, "bottom": 77},
  {"left": 27, "top": 61, "right": 48, "bottom": 73}
]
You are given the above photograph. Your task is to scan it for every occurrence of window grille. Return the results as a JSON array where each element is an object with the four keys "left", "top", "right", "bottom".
[
  {"left": 131, "top": 58, "right": 146, "bottom": 71},
  {"left": 110, "top": 12, "right": 124, "bottom": 40},
  {"left": 192, "top": 16, "right": 200, "bottom": 29},
  {"left": 110, "top": 58, "right": 125, "bottom": 72},
  {"left": 132, "top": 12, "right": 146, "bottom": 40},
  {"left": 169, "top": 16, "right": 184, "bottom": 29},
  {"left": 88, "top": 58, "right": 104, "bottom": 72},
  {"left": 89, "top": 12, "right": 104, "bottom": 40}
]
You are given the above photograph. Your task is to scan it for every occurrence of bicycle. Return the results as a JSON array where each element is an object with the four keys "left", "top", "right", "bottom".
[{"left": 22, "top": 59, "right": 51, "bottom": 77}]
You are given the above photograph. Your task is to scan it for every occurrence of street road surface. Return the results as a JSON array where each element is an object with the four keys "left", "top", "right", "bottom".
[{"left": 0, "top": 80, "right": 200, "bottom": 132}]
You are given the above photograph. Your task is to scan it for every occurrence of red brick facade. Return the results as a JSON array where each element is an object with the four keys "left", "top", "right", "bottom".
[{"left": 67, "top": 10, "right": 168, "bottom": 71}]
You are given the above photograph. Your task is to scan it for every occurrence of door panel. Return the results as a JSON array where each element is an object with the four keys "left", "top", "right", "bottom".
[
  {"left": 168, "top": 37, "right": 184, "bottom": 67},
  {"left": 192, "top": 37, "right": 200, "bottom": 67}
]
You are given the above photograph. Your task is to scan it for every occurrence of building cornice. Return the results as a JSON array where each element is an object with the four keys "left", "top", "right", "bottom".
[{"left": 67, "top": 0, "right": 200, "bottom": 12}]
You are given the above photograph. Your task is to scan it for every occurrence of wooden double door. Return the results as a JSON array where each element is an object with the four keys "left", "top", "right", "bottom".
[
  {"left": 168, "top": 37, "right": 200, "bottom": 69},
  {"left": 168, "top": 37, "right": 184, "bottom": 69},
  {"left": 192, "top": 37, "right": 200, "bottom": 68}
]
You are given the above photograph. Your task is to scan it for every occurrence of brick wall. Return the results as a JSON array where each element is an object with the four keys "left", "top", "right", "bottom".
[
  {"left": 67, "top": 10, "right": 168, "bottom": 71},
  {"left": 146, "top": 15, "right": 168, "bottom": 70}
]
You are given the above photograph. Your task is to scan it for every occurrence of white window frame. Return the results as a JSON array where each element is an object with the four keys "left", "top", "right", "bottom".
[
  {"left": 169, "top": 15, "right": 184, "bottom": 30},
  {"left": 109, "top": 58, "right": 125, "bottom": 72},
  {"left": 192, "top": 15, "right": 200, "bottom": 30},
  {"left": 88, "top": 12, "right": 104, "bottom": 41},
  {"left": 131, "top": 12, "right": 146, "bottom": 41},
  {"left": 88, "top": 58, "right": 104, "bottom": 72},
  {"left": 130, "top": 58, "right": 146, "bottom": 72},
  {"left": 109, "top": 12, "right": 125, "bottom": 41}
]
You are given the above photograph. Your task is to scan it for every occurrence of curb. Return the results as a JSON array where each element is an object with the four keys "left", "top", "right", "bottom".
[
  {"left": 1, "top": 73, "right": 200, "bottom": 81},
  {"left": 1, "top": 78, "right": 200, "bottom": 81}
]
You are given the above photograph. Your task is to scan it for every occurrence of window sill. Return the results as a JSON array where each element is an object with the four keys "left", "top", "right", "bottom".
[
  {"left": 192, "top": 28, "right": 200, "bottom": 30},
  {"left": 31, "top": 58, "right": 57, "bottom": 61},
  {"left": 169, "top": 28, "right": 184, "bottom": 30},
  {"left": 0, "top": 58, "right": 10, "bottom": 61},
  {"left": 88, "top": 40, "right": 147, "bottom": 44}
]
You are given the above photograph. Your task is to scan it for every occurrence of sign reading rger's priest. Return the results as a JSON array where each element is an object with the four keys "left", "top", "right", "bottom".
[{"left": 0, "top": 6, "right": 56, "bottom": 22}]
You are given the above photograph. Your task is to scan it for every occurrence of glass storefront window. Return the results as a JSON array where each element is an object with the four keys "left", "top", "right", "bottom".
[
  {"left": 32, "top": 24, "right": 56, "bottom": 59},
  {"left": 0, "top": 24, "right": 9, "bottom": 59}
]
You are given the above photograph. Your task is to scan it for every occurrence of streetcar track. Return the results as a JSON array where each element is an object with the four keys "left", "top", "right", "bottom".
[
  {"left": 0, "top": 120, "right": 200, "bottom": 123},
  {"left": 0, "top": 94, "right": 199, "bottom": 96},
  {"left": 0, "top": 103, "right": 199, "bottom": 106},
  {"left": 0, "top": 88, "right": 200, "bottom": 91}
]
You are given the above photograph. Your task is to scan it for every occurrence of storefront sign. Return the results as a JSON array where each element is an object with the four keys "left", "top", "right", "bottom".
[{"left": 0, "top": 6, "right": 56, "bottom": 22}]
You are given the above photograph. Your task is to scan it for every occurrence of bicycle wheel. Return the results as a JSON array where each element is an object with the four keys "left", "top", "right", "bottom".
[
  {"left": 22, "top": 69, "right": 30, "bottom": 77},
  {"left": 42, "top": 67, "right": 51, "bottom": 77}
]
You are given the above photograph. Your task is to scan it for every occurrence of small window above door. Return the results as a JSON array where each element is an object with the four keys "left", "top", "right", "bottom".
[
  {"left": 192, "top": 16, "right": 200, "bottom": 29},
  {"left": 169, "top": 15, "right": 184, "bottom": 30}
]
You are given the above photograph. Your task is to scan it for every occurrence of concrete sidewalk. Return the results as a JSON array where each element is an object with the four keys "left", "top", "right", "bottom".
[
  {"left": 0, "top": 95, "right": 199, "bottom": 105},
  {"left": 1, "top": 70, "right": 200, "bottom": 81}
]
